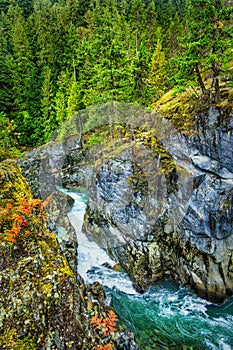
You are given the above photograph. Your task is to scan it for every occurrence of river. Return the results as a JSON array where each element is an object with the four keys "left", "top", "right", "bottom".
[{"left": 60, "top": 187, "right": 233, "bottom": 350}]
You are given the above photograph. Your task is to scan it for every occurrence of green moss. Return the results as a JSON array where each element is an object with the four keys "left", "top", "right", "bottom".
[
  {"left": 153, "top": 82, "right": 233, "bottom": 134},
  {"left": 0, "top": 160, "right": 121, "bottom": 349},
  {"left": 219, "top": 199, "right": 232, "bottom": 212},
  {"left": 40, "top": 283, "right": 53, "bottom": 295},
  {"left": 58, "top": 256, "right": 75, "bottom": 280},
  {"left": 0, "top": 328, "right": 37, "bottom": 350},
  {"left": 0, "top": 159, "right": 32, "bottom": 202},
  {"left": 87, "top": 135, "right": 105, "bottom": 146},
  {"left": 153, "top": 89, "right": 198, "bottom": 134}
]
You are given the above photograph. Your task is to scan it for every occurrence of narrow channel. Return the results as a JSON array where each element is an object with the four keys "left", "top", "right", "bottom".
[{"left": 61, "top": 187, "right": 233, "bottom": 350}]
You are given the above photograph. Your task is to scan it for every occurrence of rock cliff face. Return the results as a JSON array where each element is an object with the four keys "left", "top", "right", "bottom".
[
  {"left": 18, "top": 143, "right": 79, "bottom": 272},
  {"left": 0, "top": 160, "right": 138, "bottom": 349},
  {"left": 80, "top": 106, "right": 233, "bottom": 303},
  {"left": 19, "top": 104, "right": 233, "bottom": 304}
]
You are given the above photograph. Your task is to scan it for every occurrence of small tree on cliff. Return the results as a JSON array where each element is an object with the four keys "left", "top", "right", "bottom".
[
  {"left": 148, "top": 38, "right": 167, "bottom": 102},
  {"left": 175, "top": 0, "right": 233, "bottom": 102}
]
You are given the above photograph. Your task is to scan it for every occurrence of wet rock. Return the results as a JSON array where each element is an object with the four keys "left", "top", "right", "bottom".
[{"left": 115, "top": 331, "right": 140, "bottom": 350}]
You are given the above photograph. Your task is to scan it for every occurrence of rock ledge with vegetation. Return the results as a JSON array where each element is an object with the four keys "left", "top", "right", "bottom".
[{"left": 0, "top": 160, "right": 138, "bottom": 350}]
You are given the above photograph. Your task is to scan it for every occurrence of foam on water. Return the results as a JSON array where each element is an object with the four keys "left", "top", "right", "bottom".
[
  {"left": 58, "top": 187, "right": 136, "bottom": 294},
  {"left": 58, "top": 187, "right": 233, "bottom": 349}
]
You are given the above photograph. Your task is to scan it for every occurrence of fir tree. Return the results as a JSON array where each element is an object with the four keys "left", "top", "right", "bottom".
[
  {"left": 6, "top": 3, "right": 37, "bottom": 145},
  {"left": 175, "top": 0, "right": 233, "bottom": 102},
  {"left": 0, "top": 11, "right": 14, "bottom": 114},
  {"left": 148, "top": 38, "right": 167, "bottom": 101}
]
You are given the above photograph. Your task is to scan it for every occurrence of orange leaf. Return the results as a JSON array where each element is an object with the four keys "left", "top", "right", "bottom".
[
  {"left": 18, "top": 202, "right": 32, "bottom": 215},
  {"left": 108, "top": 310, "right": 118, "bottom": 322},
  {"left": 13, "top": 214, "right": 25, "bottom": 224},
  {"left": 12, "top": 224, "right": 21, "bottom": 234},
  {"left": 90, "top": 314, "right": 98, "bottom": 324},
  {"left": 5, "top": 237, "right": 17, "bottom": 243},
  {"left": 96, "top": 344, "right": 114, "bottom": 350},
  {"left": 90, "top": 314, "right": 102, "bottom": 330},
  {"left": 6, "top": 203, "right": 13, "bottom": 210},
  {"left": 104, "top": 326, "right": 116, "bottom": 335}
]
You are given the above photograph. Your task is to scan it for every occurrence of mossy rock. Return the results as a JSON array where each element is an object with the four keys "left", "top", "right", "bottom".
[
  {"left": 0, "top": 160, "right": 122, "bottom": 349},
  {"left": 0, "top": 159, "right": 32, "bottom": 202},
  {"left": 153, "top": 89, "right": 198, "bottom": 134},
  {"left": 153, "top": 82, "right": 233, "bottom": 134}
]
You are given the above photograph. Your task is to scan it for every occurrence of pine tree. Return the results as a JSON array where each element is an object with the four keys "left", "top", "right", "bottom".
[
  {"left": 67, "top": 75, "right": 79, "bottom": 119},
  {"left": 175, "top": 0, "right": 233, "bottom": 102},
  {"left": 129, "top": 42, "right": 151, "bottom": 105},
  {"left": 0, "top": 112, "right": 21, "bottom": 161},
  {"left": 54, "top": 71, "right": 69, "bottom": 124},
  {"left": 0, "top": 11, "right": 14, "bottom": 114},
  {"left": 32, "top": 0, "right": 64, "bottom": 76},
  {"left": 145, "top": 0, "right": 159, "bottom": 50},
  {"left": 40, "top": 67, "right": 56, "bottom": 143},
  {"left": 17, "top": 0, "right": 34, "bottom": 16},
  {"left": 79, "top": 0, "right": 132, "bottom": 105},
  {"left": 128, "top": 0, "right": 147, "bottom": 56},
  {"left": 148, "top": 38, "right": 167, "bottom": 102},
  {"left": 6, "top": 3, "right": 37, "bottom": 145},
  {"left": 0, "top": 0, "right": 10, "bottom": 13},
  {"left": 164, "top": 13, "right": 184, "bottom": 58}
]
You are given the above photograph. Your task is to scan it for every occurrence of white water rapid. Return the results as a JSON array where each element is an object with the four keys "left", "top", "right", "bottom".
[{"left": 58, "top": 187, "right": 233, "bottom": 350}]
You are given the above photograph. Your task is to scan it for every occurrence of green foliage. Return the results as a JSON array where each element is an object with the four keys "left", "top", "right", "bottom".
[
  {"left": 148, "top": 39, "right": 167, "bottom": 101},
  {"left": 164, "top": 13, "right": 184, "bottom": 58},
  {"left": 0, "top": 329, "right": 37, "bottom": 350},
  {"left": 88, "top": 135, "right": 105, "bottom": 147},
  {"left": 174, "top": 0, "right": 233, "bottom": 102},
  {"left": 0, "top": 0, "right": 232, "bottom": 149},
  {"left": 0, "top": 112, "right": 21, "bottom": 161}
]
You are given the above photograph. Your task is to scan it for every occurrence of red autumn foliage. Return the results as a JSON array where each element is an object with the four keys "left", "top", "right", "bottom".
[
  {"left": 90, "top": 309, "right": 118, "bottom": 335},
  {"left": 13, "top": 214, "right": 28, "bottom": 226},
  {"left": 6, "top": 203, "right": 13, "bottom": 210},
  {"left": 96, "top": 344, "right": 114, "bottom": 350},
  {"left": 0, "top": 197, "right": 47, "bottom": 244}
]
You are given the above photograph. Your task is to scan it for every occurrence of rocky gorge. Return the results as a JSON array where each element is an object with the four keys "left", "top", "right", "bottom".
[
  {"left": 1, "top": 101, "right": 232, "bottom": 348},
  {"left": 17, "top": 101, "right": 233, "bottom": 305}
]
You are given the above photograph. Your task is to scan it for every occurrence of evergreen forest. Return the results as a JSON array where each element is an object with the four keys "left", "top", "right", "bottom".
[{"left": 0, "top": 0, "right": 233, "bottom": 159}]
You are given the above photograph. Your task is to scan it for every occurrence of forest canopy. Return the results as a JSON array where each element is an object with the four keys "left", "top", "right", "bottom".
[{"left": 0, "top": 0, "right": 232, "bottom": 158}]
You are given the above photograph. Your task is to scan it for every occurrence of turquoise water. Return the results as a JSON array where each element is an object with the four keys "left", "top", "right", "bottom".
[
  {"left": 107, "top": 282, "right": 233, "bottom": 349},
  {"left": 60, "top": 187, "right": 233, "bottom": 350},
  {"left": 86, "top": 265, "right": 233, "bottom": 350}
]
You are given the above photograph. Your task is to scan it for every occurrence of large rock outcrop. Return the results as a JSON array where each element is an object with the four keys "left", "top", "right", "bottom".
[
  {"left": 80, "top": 105, "right": 233, "bottom": 303},
  {"left": 18, "top": 103, "right": 233, "bottom": 304},
  {"left": 0, "top": 160, "right": 138, "bottom": 349},
  {"left": 18, "top": 142, "right": 79, "bottom": 272}
]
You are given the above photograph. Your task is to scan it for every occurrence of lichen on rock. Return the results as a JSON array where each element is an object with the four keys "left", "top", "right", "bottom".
[
  {"left": 78, "top": 104, "right": 233, "bottom": 304},
  {"left": 0, "top": 160, "right": 132, "bottom": 350}
]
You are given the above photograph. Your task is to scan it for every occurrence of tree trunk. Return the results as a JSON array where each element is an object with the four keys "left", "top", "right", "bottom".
[
  {"left": 195, "top": 64, "right": 207, "bottom": 96},
  {"left": 211, "top": 63, "right": 220, "bottom": 103}
]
